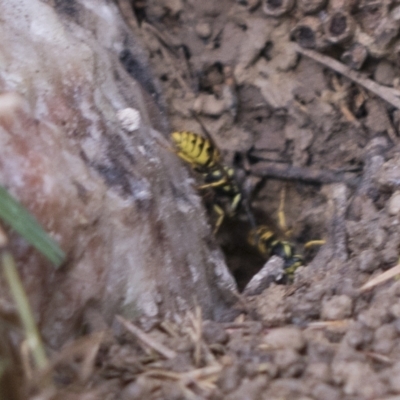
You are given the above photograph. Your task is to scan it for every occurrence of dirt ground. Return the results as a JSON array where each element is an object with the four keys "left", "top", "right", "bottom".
[{"left": 13, "top": 1, "right": 400, "bottom": 399}]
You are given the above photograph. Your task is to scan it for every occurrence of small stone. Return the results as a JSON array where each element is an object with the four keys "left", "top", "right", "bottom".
[
  {"left": 392, "top": 5, "right": 400, "bottom": 21},
  {"left": 195, "top": 22, "right": 212, "bottom": 39},
  {"left": 374, "top": 60, "right": 396, "bottom": 87},
  {"left": 257, "top": 362, "right": 278, "bottom": 378},
  {"left": 365, "top": 100, "right": 392, "bottom": 134},
  {"left": 305, "top": 362, "right": 330, "bottom": 382},
  {"left": 274, "top": 348, "right": 301, "bottom": 370},
  {"left": 388, "top": 191, "right": 400, "bottom": 215},
  {"left": 228, "top": 376, "right": 268, "bottom": 400},
  {"left": 358, "top": 249, "right": 376, "bottom": 272},
  {"left": 333, "top": 361, "right": 386, "bottom": 398},
  {"left": 117, "top": 108, "right": 141, "bottom": 132},
  {"left": 217, "top": 364, "right": 240, "bottom": 393},
  {"left": 358, "top": 306, "right": 389, "bottom": 329},
  {"left": 193, "top": 93, "right": 226, "bottom": 117},
  {"left": 202, "top": 320, "right": 229, "bottom": 345},
  {"left": 390, "top": 302, "right": 400, "bottom": 319},
  {"left": 263, "top": 327, "right": 305, "bottom": 351},
  {"left": 373, "top": 323, "right": 396, "bottom": 354},
  {"left": 393, "top": 318, "right": 400, "bottom": 333},
  {"left": 269, "top": 378, "right": 308, "bottom": 395},
  {"left": 311, "top": 382, "right": 341, "bottom": 400},
  {"left": 341, "top": 43, "right": 368, "bottom": 70},
  {"left": 164, "top": 0, "right": 183, "bottom": 15},
  {"left": 344, "top": 322, "right": 373, "bottom": 348},
  {"left": 388, "top": 361, "right": 400, "bottom": 392},
  {"left": 321, "top": 295, "right": 353, "bottom": 320},
  {"left": 383, "top": 244, "right": 399, "bottom": 264}
]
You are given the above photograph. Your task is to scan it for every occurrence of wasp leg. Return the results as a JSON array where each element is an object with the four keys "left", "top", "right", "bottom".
[
  {"left": 304, "top": 240, "right": 326, "bottom": 249},
  {"left": 197, "top": 178, "right": 228, "bottom": 190},
  {"left": 248, "top": 226, "right": 276, "bottom": 256},
  {"left": 212, "top": 204, "right": 225, "bottom": 234},
  {"left": 277, "top": 186, "right": 288, "bottom": 234},
  {"left": 230, "top": 193, "right": 241, "bottom": 213},
  {"left": 280, "top": 255, "right": 304, "bottom": 283}
]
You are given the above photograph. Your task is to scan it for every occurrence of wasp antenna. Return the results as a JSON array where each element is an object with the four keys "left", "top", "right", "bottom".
[
  {"left": 190, "top": 111, "right": 216, "bottom": 145},
  {"left": 155, "top": 135, "right": 177, "bottom": 154},
  {"left": 242, "top": 198, "right": 258, "bottom": 231}
]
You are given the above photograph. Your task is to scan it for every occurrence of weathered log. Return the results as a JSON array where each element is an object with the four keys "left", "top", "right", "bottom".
[{"left": 0, "top": 0, "right": 237, "bottom": 348}]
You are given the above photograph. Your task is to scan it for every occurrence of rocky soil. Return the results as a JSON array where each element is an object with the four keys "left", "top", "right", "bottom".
[{"left": 9, "top": 0, "right": 400, "bottom": 399}]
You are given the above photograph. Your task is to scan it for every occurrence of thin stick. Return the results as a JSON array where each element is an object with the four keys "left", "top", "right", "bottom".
[
  {"left": 306, "top": 320, "right": 350, "bottom": 329},
  {"left": 295, "top": 45, "right": 400, "bottom": 110},
  {"left": 116, "top": 315, "right": 176, "bottom": 359},
  {"left": 359, "top": 264, "right": 400, "bottom": 292},
  {"left": 251, "top": 164, "right": 358, "bottom": 186},
  {"left": 144, "top": 364, "right": 222, "bottom": 383},
  {"left": 116, "top": 0, "right": 139, "bottom": 31}
]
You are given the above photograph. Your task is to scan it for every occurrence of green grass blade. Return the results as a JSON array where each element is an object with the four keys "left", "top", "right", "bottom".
[{"left": 0, "top": 185, "right": 65, "bottom": 267}]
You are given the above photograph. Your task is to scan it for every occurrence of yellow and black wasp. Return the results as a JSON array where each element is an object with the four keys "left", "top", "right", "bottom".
[
  {"left": 171, "top": 120, "right": 323, "bottom": 283},
  {"left": 248, "top": 225, "right": 304, "bottom": 282},
  {"left": 171, "top": 130, "right": 242, "bottom": 233},
  {"left": 248, "top": 188, "right": 324, "bottom": 282}
]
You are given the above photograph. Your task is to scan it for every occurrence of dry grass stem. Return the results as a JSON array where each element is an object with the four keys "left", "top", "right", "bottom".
[
  {"left": 2, "top": 251, "right": 48, "bottom": 371},
  {"left": 144, "top": 364, "right": 222, "bottom": 391},
  {"left": 306, "top": 320, "right": 351, "bottom": 329},
  {"left": 116, "top": 315, "right": 177, "bottom": 359},
  {"left": 187, "top": 307, "right": 203, "bottom": 367},
  {"left": 359, "top": 264, "right": 400, "bottom": 292},
  {"left": 296, "top": 44, "right": 400, "bottom": 110},
  {"left": 20, "top": 340, "right": 33, "bottom": 380},
  {"left": 364, "top": 351, "right": 393, "bottom": 365}
]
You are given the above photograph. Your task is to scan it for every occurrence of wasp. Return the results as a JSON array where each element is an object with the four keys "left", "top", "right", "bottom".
[
  {"left": 171, "top": 131, "right": 242, "bottom": 233},
  {"left": 248, "top": 225, "right": 304, "bottom": 282},
  {"left": 171, "top": 126, "right": 323, "bottom": 282}
]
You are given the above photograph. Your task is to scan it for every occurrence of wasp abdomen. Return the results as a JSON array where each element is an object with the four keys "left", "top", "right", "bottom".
[{"left": 171, "top": 131, "right": 220, "bottom": 169}]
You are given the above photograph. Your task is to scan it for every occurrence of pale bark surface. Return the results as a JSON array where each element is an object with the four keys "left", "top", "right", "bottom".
[{"left": 0, "top": 0, "right": 236, "bottom": 347}]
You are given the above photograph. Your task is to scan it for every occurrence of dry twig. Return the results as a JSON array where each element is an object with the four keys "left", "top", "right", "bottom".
[
  {"left": 296, "top": 44, "right": 400, "bottom": 110},
  {"left": 364, "top": 351, "right": 393, "bottom": 365},
  {"left": 251, "top": 163, "right": 358, "bottom": 186},
  {"left": 116, "top": 315, "right": 177, "bottom": 359},
  {"left": 359, "top": 264, "right": 400, "bottom": 292},
  {"left": 306, "top": 320, "right": 351, "bottom": 330},
  {"left": 144, "top": 364, "right": 222, "bottom": 391}
]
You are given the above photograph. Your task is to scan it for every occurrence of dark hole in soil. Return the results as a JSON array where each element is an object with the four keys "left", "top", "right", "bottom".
[
  {"left": 293, "top": 27, "right": 316, "bottom": 49},
  {"left": 181, "top": 44, "right": 192, "bottom": 60},
  {"left": 329, "top": 13, "right": 347, "bottom": 36},
  {"left": 131, "top": 0, "right": 147, "bottom": 25},
  {"left": 199, "top": 62, "right": 225, "bottom": 93},
  {"left": 267, "top": 0, "right": 283, "bottom": 9},
  {"left": 260, "top": 41, "right": 274, "bottom": 60}
]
